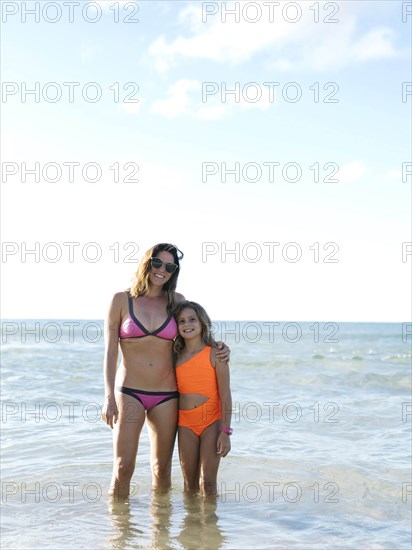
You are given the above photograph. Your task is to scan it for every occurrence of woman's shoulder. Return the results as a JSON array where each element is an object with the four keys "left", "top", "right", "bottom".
[
  {"left": 109, "top": 291, "right": 129, "bottom": 307},
  {"left": 114, "top": 290, "right": 130, "bottom": 300}
]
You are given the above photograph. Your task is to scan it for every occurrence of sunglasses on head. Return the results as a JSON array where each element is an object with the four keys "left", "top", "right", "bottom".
[{"left": 150, "top": 257, "right": 178, "bottom": 274}]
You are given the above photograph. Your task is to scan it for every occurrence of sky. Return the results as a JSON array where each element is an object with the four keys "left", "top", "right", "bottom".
[{"left": 1, "top": 0, "right": 411, "bottom": 322}]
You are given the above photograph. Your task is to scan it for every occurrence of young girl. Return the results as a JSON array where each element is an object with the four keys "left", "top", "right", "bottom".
[{"left": 174, "top": 301, "right": 232, "bottom": 496}]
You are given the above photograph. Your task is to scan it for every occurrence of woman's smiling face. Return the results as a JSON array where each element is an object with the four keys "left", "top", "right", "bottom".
[{"left": 149, "top": 250, "right": 175, "bottom": 287}]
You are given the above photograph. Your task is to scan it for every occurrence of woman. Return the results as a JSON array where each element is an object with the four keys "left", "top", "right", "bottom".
[{"left": 101, "top": 243, "right": 228, "bottom": 499}]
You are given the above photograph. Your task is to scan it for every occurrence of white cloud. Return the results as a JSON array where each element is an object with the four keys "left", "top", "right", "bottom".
[
  {"left": 337, "top": 161, "right": 367, "bottom": 183},
  {"left": 383, "top": 169, "right": 402, "bottom": 182},
  {"left": 149, "top": 3, "right": 302, "bottom": 70},
  {"left": 151, "top": 79, "right": 281, "bottom": 119},
  {"left": 149, "top": 2, "right": 402, "bottom": 73},
  {"left": 353, "top": 28, "right": 397, "bottom": 60},
  {"left": 151, "top": 79, "right": 201, "bottom": 118}
]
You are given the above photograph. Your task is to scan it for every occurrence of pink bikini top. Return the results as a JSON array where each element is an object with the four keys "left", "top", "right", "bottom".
[{"left": 119, "top": 293, "right": 178, "bottom": 340}]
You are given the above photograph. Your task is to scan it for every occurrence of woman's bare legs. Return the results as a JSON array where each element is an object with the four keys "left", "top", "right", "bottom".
[
  {"left": 109, "top": 392, "right": 145, "bottom": 500},
  {"left": 146, "top": 398, "right": 178, "bottom": 491}
]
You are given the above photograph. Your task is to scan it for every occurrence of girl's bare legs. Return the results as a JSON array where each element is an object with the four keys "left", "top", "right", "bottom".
[
  {"left": 199, "top": 421, "right": 221, "bottom": 496},
  {"left": 147, "top": 398, "right": 178, "bottom": 491},
  {"left": 178, "top": 426, "right": 200, "bottom": 493},
  {"left": 110, "top": 392, "right": 145, "bottom": 500}
]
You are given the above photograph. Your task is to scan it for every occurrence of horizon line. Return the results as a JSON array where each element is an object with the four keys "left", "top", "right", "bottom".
[{"left": 1, "top": 318, "right": 410, "bottom": 324}]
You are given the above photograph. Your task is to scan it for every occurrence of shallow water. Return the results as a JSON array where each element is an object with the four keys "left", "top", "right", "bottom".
[{"left": 1, "top": 320, "right": 411, "bottom": 549}]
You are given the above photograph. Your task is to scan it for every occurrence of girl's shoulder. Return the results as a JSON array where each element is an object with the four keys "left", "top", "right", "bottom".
[
  {"left": 209, "top": 345, "right": 220, "bottom": 367},
  {"left": 176, "top": 345, "right": 210, "bottom": 367},
  {"left": 209, "top": 344, "right": 229, "bottom": 368}
]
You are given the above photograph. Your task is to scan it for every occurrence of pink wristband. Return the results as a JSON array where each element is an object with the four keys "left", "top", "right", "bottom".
[{"left": 221, "top": 427, "right": 233, "bottom": 435}]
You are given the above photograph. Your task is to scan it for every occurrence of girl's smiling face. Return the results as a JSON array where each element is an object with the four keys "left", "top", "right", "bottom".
[{"left": 177, "top": 308, "right": 202, "bottom": 340}]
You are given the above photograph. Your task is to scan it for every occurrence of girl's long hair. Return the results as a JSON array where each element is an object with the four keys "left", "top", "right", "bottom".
[
  {"left": 173, "top": 301, "right": 216, "bottom": 358},
  {"left": 129, "top": 243, "right": 183, "bottom": 312}
]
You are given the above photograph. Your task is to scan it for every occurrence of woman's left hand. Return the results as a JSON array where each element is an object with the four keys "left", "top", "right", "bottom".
[{"left": 216, "top": 341, "right": 230, "bottom": 362}]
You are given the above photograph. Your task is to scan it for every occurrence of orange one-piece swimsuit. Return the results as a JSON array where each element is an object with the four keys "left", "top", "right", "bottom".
[{"left": 176, "top": 345, "right": 221, "bottom": 436}]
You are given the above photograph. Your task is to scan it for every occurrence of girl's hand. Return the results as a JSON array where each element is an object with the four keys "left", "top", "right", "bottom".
[
  {"left": 101, "top": 397, "right": 118, "bottom": 429},
  {"left": 217, "top": 432, "right": 231, "bottom": 457},
  {"left": 216, "top": 341, "right": 231, "bottom": 362}
]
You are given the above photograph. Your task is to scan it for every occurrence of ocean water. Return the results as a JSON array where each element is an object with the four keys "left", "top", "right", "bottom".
[{"left": 1, "top": 320, "right": 411, "bottom": 549}]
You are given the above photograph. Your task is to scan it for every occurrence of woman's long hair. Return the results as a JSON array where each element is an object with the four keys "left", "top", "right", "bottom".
[
  {"left": 129, "top": 243, "right": 183, "bottom": 312},
  {"left": 173, "top": 301, "right": 216, "bottom": 358}
]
